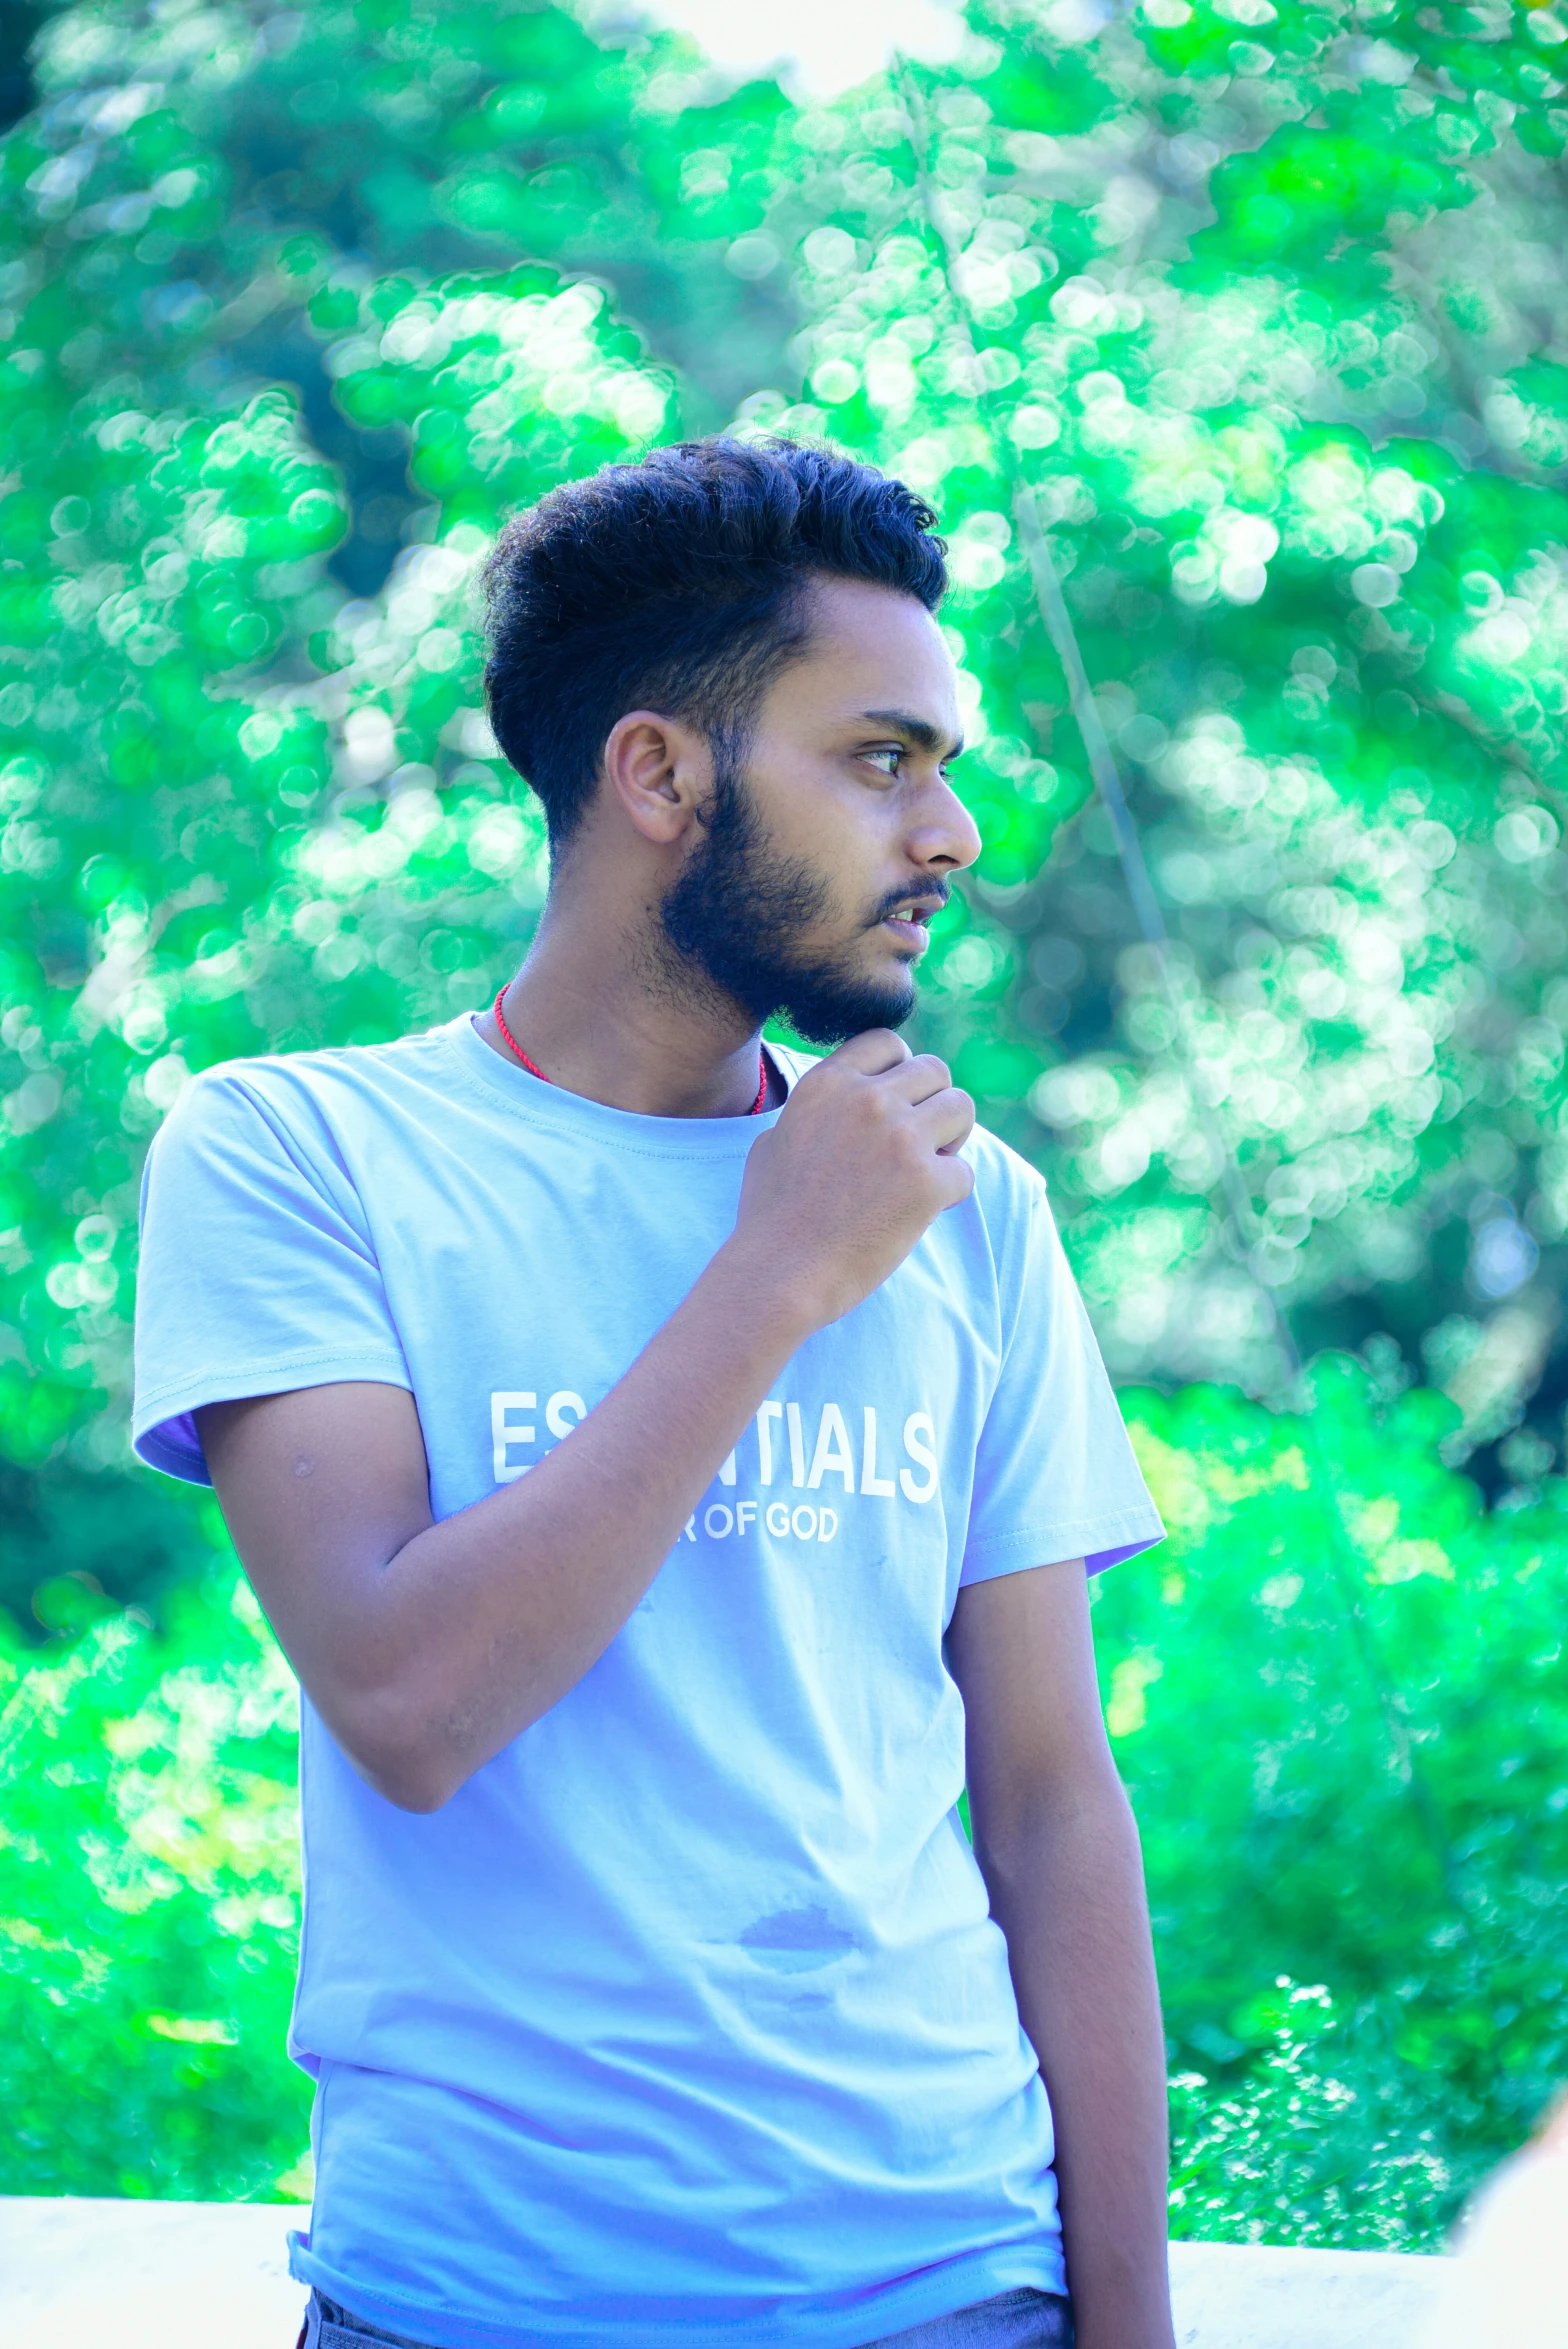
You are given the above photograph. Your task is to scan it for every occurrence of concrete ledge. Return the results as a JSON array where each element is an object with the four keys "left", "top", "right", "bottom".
[
  {"left": 1168, "top": 2239, "right": 1444, "bottom": 2347},
  {"left": 0, "top": 2197, "right": 1446, "bottom": 2348},
  {"left": 2, "top": 2196, "right": 313, "bottom": 2348}
]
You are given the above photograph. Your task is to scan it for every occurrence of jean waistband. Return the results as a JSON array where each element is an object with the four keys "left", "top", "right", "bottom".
[{"left": 301, "top": 2285, "right": 1073, "bottom": 2349}]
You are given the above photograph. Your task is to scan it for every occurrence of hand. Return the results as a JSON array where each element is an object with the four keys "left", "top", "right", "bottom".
[{"left": 731, "top": 1030, "right": 976, "bottom": 1330}]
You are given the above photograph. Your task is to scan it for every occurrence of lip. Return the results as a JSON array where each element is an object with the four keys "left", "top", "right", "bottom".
[{"left": 881, "top": 914, "right": 933, "bottom": 956}]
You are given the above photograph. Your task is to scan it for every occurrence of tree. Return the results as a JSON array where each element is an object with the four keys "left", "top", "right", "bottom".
[
  {"left": 5, "top": 0, "right": 1568, "bottom": 2233},
  {"left": 760, "top": 4, "right": 1568, "bottom": 1465},
  {"left": 0, "top": 0, "right": 789, "bottom": 1618},
  {"left": 2, "top": 2, "right": 1565, "bottom": 1577}
]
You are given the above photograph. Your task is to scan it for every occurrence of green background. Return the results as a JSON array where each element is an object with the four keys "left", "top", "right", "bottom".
[{"left": 2, "top": 0, "right": 1566, "bottom": 2248}]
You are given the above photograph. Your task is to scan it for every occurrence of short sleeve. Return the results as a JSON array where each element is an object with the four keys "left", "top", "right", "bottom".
[
  {"left": 960, "top": 1168, "right": 1164, "bottom": 1586},
  {"left": 133, "top": 1066, "right": 411, "bottom": 1486}
]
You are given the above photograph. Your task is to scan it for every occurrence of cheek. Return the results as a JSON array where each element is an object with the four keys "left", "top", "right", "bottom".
[
  {"left": 811, "top": 822, "right": 883, "bottom": 931},
  {"left": 757, "top": 772, "right": 880, "bottom": 914}
]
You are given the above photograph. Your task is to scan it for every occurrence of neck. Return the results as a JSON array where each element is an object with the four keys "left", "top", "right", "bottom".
[{"left": 481, "top": 882, "right": 771, "bottom": 1119}]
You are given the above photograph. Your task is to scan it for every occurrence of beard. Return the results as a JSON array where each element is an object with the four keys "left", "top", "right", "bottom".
[
  {"left": 652, "top": 737, "right": 924, "bottom": 1042},
  {"left": 658, "top": 743, "right": 926, "bottom": 1047}
]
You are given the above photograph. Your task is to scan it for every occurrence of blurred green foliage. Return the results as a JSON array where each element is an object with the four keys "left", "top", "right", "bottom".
[
  {"left": 1, "top": 0, "right": 1566, "bottom": 2244},
  {"left": 1114, "top": 1358, "right": 1568, "bottom": 2237},
  {"left": 4, "top": 0, "right": 1568, "bottom": 1584},
  {"left": 0, "top": 1534, "right": 309, "bottom": 2199},
  {"left": 771, "top": 5, "right": 1568, "bottom": 1434}
]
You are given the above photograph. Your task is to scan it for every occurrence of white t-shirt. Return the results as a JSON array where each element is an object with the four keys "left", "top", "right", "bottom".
[{"left": 133, "top": 1014, "right": 1163, "bottom": 2349}]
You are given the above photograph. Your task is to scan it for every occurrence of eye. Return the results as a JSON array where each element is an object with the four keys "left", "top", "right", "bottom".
[{"left": 861, "top": 745, "right": 902, "bottom": 777}]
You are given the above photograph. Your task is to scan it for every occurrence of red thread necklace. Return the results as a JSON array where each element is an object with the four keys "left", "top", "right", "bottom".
[{"left": 493, "top": 986, "right": 770, "bottom": 1116}]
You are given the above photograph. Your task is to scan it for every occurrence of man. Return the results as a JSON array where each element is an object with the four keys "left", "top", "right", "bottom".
[{"left": 134, "top": 438, "right": 1173, "bottom": 2349}]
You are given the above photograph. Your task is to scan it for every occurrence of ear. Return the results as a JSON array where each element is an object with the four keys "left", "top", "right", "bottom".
[{"left": 600, "top": 710, "right": 714, "bottom": 849}]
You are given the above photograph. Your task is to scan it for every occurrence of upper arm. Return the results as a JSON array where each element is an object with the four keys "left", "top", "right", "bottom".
[
  {"left": 133, "top": 1068, "right": 411, "bottom": 1487},
  {"left": 199, "top": 1380, "right": 433, "bottom": 1713},
  {"left": 946, "top": 1559, "right": 1122, "bottom": 1866}
]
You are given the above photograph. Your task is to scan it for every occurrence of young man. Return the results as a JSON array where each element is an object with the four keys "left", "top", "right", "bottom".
[{"left": 134, "top": 439, "right": 1173, "bottom": 2349}]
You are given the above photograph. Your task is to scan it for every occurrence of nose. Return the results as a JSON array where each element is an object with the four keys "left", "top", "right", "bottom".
[{"left": 908, "top": 774, "right": 983, "bottom": 874}]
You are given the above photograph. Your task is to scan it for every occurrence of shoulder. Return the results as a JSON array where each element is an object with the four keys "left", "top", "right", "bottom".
[
  {"left": 958, "top": 1126, "right": 1061, "bottom": 1321},
  {"left": 964, "top": 1119, "right": 1051, "bottom": 1228},
  {"left": 151, "top": 1026, "right": 458, "bottom": 1160}
]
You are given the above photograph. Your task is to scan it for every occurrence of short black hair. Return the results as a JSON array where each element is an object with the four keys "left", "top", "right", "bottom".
[{"left": 481, "top": 437, "right": 947, "bottom": 849}]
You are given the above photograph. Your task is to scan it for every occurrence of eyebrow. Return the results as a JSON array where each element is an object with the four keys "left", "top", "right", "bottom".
[{"left": 859, "top": 708, "right": 965, "bottom": 761}]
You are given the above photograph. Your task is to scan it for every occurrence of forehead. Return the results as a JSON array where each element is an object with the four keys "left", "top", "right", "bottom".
[{"left": 770, "top": 575, "right": 959, "bottom": 728}]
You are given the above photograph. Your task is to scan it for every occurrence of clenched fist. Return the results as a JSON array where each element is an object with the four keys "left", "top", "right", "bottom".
[{"left": 733, "top": 1030, "right": 976, "bottom": 1330}]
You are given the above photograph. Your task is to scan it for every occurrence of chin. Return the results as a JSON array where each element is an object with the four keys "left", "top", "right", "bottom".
[{"left": 776, "top": 966, "right": 917, "bottom": 1047}]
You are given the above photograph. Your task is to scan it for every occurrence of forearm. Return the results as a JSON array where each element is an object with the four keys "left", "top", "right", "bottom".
[
  {"left": 210, "top": 1234, "right": 812, "bottom": 1809},
  {"left": 383, "top": 1238, "right": 809, "bottom": 1768},
  {"left": 976, "top": 1772, "right": 1174, "bottom": 2349}
]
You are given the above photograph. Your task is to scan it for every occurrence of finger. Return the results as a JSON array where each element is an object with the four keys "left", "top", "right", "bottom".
[
  {"left": 877, "top": 1052, "right": 953, "bottom": 1108},
  {"left": 911, "top": 1086, "right": 976, "bottom": 1155},
  {"left": 932, "top": 1152, "right": 977, "bottom": 1207},
  {"left": 827, "top": 1028, "right": 913, "bottom": 1077}
]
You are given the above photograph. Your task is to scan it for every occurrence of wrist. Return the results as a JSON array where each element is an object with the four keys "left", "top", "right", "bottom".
[{"left": 705, "top": 1231, "right": 829, "bottom": 1352}]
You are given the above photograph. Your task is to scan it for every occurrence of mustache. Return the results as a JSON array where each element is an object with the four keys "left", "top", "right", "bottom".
[{"left": 867, "top": 880, "right": 951, "bottom": 928}]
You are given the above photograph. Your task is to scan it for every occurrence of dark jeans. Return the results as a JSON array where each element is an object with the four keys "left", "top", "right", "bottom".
[{"left": 301, "top": 2282, "right": 1073, "bottom": 2348}]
